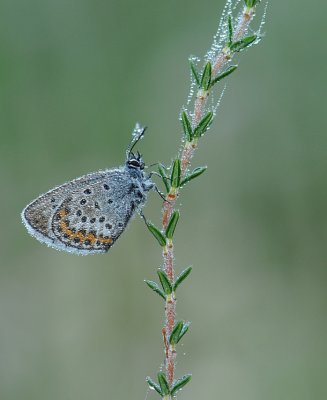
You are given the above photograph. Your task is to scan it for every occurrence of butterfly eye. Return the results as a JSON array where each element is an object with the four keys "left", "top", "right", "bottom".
[{"left": 128, "top": 159, "right": 141, "bottom": 168}]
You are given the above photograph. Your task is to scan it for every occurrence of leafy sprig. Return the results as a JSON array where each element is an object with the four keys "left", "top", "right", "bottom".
[{"left": 145, "top": 0, "right": 264, "bottom": 398}]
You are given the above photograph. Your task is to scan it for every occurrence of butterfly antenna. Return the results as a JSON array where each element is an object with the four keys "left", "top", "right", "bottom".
[{"left": 127, "top": 123, "right": 147, "bottom": 158}]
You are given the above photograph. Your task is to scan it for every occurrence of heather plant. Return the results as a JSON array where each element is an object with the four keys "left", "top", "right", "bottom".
[{"left": 144, "top": 0, "right": 266, "bottom": 398}]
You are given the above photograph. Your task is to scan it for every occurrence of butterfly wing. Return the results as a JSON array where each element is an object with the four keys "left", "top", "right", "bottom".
[{"left": 22, "top": 168, "right": 143, "bottom": 255}]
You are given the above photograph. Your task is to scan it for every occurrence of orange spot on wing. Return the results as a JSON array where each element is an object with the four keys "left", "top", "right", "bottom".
[
  {"left": 59, "top": 220, "right": 74, "bottom": 238},
  {"left": 59, "top": 208, "right": 67, "bottom": 218},
  {"left": 85, "top": 233, "right": 96, "bottom": 244},
  {"left": 75, "top": 231, "right": 84, "bottom": 241},
  {"left": 99, "top": 237, "right": 113, "bottom": 245}
]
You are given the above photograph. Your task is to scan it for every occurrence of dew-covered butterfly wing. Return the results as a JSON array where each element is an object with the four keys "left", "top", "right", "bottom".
[{"left": 21, "top": 124, "right": 155, "bottom": 255}]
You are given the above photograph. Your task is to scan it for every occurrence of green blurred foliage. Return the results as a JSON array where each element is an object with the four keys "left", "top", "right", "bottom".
[{"left": 0, "top": 0, "right": 326, "bottom": 399}]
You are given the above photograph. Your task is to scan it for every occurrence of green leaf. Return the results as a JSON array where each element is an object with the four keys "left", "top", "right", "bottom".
[
  {"left": 165, "top": 211, "right": 180, "bottom": 240},
  {"left": 178, "top": 322, "right": 190, "bottom": 342},
  {"left": 146, "top": 376, "right": 163, "bottom": 396},
  {"left": 180, "top": 166, "right": 207, "bottom": 187},
  {"left": 210, "top": 65, "right": 237, "bottom": 88},
  {"left": 170, "top": 159, "right": 181, "bottom": 188},
  {"left": 157, "top": 270, "right": 173, "bottom": 295},
  {"left": 181, "top": 111, "right": 193, "bottom": 142},
  {"left": 244, "top": 0, "right": 260, "bottom": 7},
  {"left": 169, "top": 321, "right": 184, "bottom": 345},
  {"left": 190, "top": 62, "right": 200, "bottom": 87},
  {"left": 146, "top": 223, "right": 167, "bottom": 247},
  {"left": 193, "top": 112, "right": 213, "bottom": 138},
  {"left": 230, "top": 35, "right": 257, "bottom": 52},
  {"left": 144, "top": 280, "right": 166, "bottom": 300},
  {"left": 171, "top": 374, "right": 192, "bottom": 395},
  {"left": 227, "top": 15, "right": 233, "bottom": 45},
  {"left": 173, "top": 266, "right": 192, "bottom": 291},
  {"left": 157, "top": 372, "right": 170, "bottom": 396},
  {"left": 200, "top": 62, "right": 212, "bottom": 90},
  {"left": 158, "top": 164, "right": 170, "bottom": 193}
]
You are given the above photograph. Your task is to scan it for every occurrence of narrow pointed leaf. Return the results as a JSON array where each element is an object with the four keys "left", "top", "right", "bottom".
[
  {"left": 170, "top": 159, "right": 181, "bottom": 188},
  {"left": 227, "top": 15, "right": 233, "bottom": 45},
  {"left": 193, "top": 112, "right": 213, "bottom": 138},
  {"left": 190, "top": 62, "right": 200, "bottom": 87},
  {"left": 178, "top": 322, "right": 190, "bottom": 342},
  {"left": 169, "top": 321, "right": 184, "bottom": 345},
  {"left": 181, "top": 111, "right": 193, "bottom": 142},
  {"left": 144, "top": 280, "right": 166, "bottom": 300},
  {"left": 158, "top": 164, "right": 170, "bottom": 193},
  {"left": 200, "top": 62, "right": 212, "bottom": 90},
  {"left": 210, "top": 65, "right": 237, "bottom": 88},
  {"left": 230, "top": 35, "right": 257, "bottom": 52},
  {"left": 157, "top": 372, "right": 170, "bottom": 396},
  {"left": 165, "top": 211, "right": 180, "bottom": 240},
  {"left": 171, "top": 374, "right": 192, "bottom": 395},
  {"left": 173, "top": 266, "right": 192, "bottom": 291},
  {"left": 244, "top": 0, "right": 260, "bottom": 7},
  {"left": 147, "top": 223, "right": 167, "bottom": 247},
  {"left": 157, "top": 270, "right": 173, "bottom": 295},
  {"left": 146, "top": 376, "right": 163, "bottom": 396},
  {"left": 180, "top": 166, "right": 207, "bottom": 187}
]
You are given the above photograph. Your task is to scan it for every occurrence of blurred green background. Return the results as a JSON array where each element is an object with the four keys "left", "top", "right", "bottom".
[{"left": 1, "top": 0, "right": 326, "bottom": 399}]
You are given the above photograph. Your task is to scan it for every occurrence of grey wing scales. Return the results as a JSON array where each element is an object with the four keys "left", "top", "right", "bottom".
[{"left": 22, "top": 168, "right": 142, "bottom": 255}]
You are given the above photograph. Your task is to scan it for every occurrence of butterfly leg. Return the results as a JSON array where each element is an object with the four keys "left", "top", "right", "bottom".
[
  {"left": 154, "top": 185, "right": 169, "bottom": 202},
  {"left": 148, "top": 170, "right": 172, "bottom": 183},
  {"left": 139, "top": 209, "right": 150, "bottom": 225},
  {"left": 148, "top": 171, "right": 163, "bottom": 179}
]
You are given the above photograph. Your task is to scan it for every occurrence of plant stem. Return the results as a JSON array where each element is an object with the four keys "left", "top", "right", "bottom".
[
  {"left": 233, "top": 6, "right": 255, "bottom": 40},
  {"left": 158, "top": 2, "right": 260, "bottom": 395}
]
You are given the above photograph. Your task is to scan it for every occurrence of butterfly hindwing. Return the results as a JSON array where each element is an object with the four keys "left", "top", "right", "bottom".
[
  {"left": 51, "top": 170, "right": 141, "bottom": 254},
  {"left": 22, "top": 168, "right": 146, "bottom": 255}
]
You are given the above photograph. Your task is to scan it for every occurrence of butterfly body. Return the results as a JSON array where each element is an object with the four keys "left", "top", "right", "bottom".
[{"left": 22, "top": 152, "right": 154, "bottom": 255}]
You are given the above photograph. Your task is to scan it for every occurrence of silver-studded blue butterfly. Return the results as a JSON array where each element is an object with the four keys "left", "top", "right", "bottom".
[{"left": 21, "top": 124, "right": 155, "bottom": 255}]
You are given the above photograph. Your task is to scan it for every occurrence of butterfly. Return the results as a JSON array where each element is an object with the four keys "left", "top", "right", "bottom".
[{"left": 21, "top": 124, "right": 155, "bottom": 255}]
